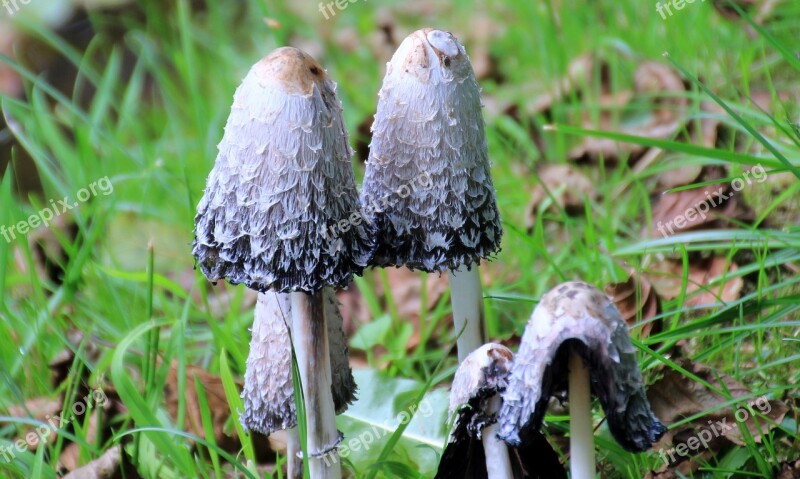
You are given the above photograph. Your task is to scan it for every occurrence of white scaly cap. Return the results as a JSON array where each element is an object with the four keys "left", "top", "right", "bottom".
[
  {"left": 240, "top": 292, "right": 356, "bottom": 435},
  {"left": 498, "top": 282, "right": 667, "bottom": 452},
  {"left": 362, "top": 29, "right": 502, "bottom": 273},
  {"left": 193, "top": 47, "right": 374, "bottom": 293},
  {"left": 436, "top": 343, "right": 566, "bottom": 479}
]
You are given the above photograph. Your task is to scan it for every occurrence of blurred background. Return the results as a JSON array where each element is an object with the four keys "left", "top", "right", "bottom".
[{"left": 0, "top": 0, "right": 799, "bottom": 478}]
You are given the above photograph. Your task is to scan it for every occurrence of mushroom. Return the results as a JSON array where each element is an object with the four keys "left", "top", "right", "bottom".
[
  {"left": 361, "top": 28, "right": 503, "bottom": 361},
  {"left": 436, "top": 343, "right": 566, "bottom": 479},
  {"left": 497, "top": 282, "right": 667, "bottom": 479},
  {"left": 241, "top": 291, "right": 356, "bottom": 478},
  {"left": 192, "top": 47, "right": 373, "bottom": 478}
]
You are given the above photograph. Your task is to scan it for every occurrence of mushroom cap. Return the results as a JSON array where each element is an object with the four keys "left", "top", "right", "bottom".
[
  {"left": 361, "top": 29, "right": 502, "bottom": 273},
  {"left": 497, "top": 281, "right": 666, "bottom": 452},
  {"left": 240, "top": 291, "right": 357, "bottom": 435},
  {"left": 436, "top": 343, "right": 566, "bottom": 479},
  {"left": 193, "top": 47, "right": 374, "bottom": 293},
  {"left": 448, "top": 343, "right": 514, "bottom": 437}
]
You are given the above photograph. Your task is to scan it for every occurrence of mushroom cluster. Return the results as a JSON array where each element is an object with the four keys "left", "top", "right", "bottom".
[
  {"left": 193, "top": 47, "right": 372, "bottom": 478},
  {"left": 192, "top": 31, "right": 665, "bottom": 479},
  {"left": 438, "top": 282, "right": 665, "bottom": 479}
]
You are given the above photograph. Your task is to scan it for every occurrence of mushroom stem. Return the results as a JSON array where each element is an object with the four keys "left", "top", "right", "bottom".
[
  {"left": 290, "top": 289, "right": 342, "bottom": 479},
  {"left": 482, "top": 396, "right": 513, "bottom": 479},
  {"left": 568, "top": 353, "right": 595, "bottom": 479},
  {"left": 448, "top": 266, "right": 487, "bottom": 361},
  {"left": 285, "top": 427, "right": 303, "bottom": 479}
]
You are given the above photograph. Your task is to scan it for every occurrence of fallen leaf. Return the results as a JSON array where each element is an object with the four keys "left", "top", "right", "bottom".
[
  {"left": 61, "top": 446, "right": 121, "bottom": 479},
  {"left": 645, "top": 257, "right": 744, "bottom": 307},
  {"left": 525, "top": 164, "right": 597, "bottom": 231},
  {"left": 164, "top": 363, "right": 232, "bottom": 447},
  {"left": 337, "top": 282, "right": 371, "bottom": 337},
  {"left": 0, "top": 27, "right": 22, "bottom": 97},
  {"left": 656, "top": 159, "right": 705, "bottom": 191},
  {"left": 777, "top": 458, "right": 800, "bottom": 479},
  {"left": 647, "top": 358, "right": 789, "bottom": 476},
  {"left": 466, "top": 13, "right": 505, "bottom": 82},
  {"left": 58, "top": 412, "right": 102, "bottom": 471},
  {"left": 484, "top": 53, "right": 595, "bottom": 121},
  {"left": 604, "top": 269, "right": 661, "bottom": 339},
  {"left": 568, "top": 61, "right": 687, "bottom": 163},
  {"left": 162, "top": 362, "right": 273, "bottom": 461},
  {"left": 648, "top": 166, "right": 750, "bottom": 238}
]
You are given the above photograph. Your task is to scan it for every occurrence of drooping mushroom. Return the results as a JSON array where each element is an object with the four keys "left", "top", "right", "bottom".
[
  {"left": 241, "top": 291, "right": 356, "bottom": 478},
  {"left": 361, "top": 28, "right": 502, "bottom": 362},
  {"left": 497, "top": 282, "right": 667, "bottom": 479},
  {"left": 436, "top": 343, "right": 566, "bottom": 479},
  {"left": 193, "top": 47, "right": 373, "bottom": 478}
]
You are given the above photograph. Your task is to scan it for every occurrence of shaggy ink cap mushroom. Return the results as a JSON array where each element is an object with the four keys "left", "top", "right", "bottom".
[
  {"left": 497, "top": 281, "right": 667, "bottom": 452},
  {"left": 241, "top": 292, "right": 356, "bottom": 435},
  {"left": 436, "top": 343, "right": 566, "bottom": 479},
  {"left": 447, "top": 343, "right": 514, "bottom": 437},
  {"left": 193, "top": 47, "right": 374, "bottom": 293},
  {"left": 361, "top": 29, "right": 502, "bottom": 272}
]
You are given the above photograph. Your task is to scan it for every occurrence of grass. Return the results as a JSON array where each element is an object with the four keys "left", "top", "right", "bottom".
[{"left": 0, "top": 0, "right": 798, "bottom": 478}]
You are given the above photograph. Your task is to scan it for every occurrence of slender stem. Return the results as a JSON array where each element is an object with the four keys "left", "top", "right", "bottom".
[
  {"left": 448, "top": 266, "right": 487, "bottom": 362},
  {"left": 482, "top": 396, "right": 513, "bottom": 479},
  {"left": 290, "top": 290, "right": 342, "bottom": 479},
  {"left": 285, "top": 427, "right": 303, "bottom": 479},
  {"left": 569, "top": 353, "right": 595, "bottom": 479}
]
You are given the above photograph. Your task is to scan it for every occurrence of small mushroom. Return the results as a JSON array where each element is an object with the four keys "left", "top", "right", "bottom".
[
  {"left": 436, "top": 343, "right": 566, "bottom": 479},
  {"left": 362, "top": 28, "right": 503, "bottom": 361},
  {"left": 497, "top": 282, "right": 667, "bottom": 479},
  {"left": 241, "top": 291, "right": 356, "bottom": 477},
  {"left": 193, "top": 47, "right": 373, "bottom": 478}
]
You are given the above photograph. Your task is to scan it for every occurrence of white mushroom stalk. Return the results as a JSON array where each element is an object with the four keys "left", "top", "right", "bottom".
[
  {"left": 436, "top": 343, "right": 566, "bottom": 479},
  {"left": 192, "top": 47, "right": 373, "bottom": 479},
  {"left": 497, "top": 282, "right": 667, "bottom": 479},
  {"left": 361, "top": 28, "right": 502, "bottom": 362},
  {"left": 240, "top": 292, "right": 356, "bottom": 478}
]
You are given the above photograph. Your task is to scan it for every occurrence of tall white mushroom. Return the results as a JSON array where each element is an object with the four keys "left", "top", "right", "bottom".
[
  {"left": 193, "top": 47, "right": 373, "bottom": 478},
  {"left": 436, "top": 343, "right": 566, "bottom": 479},
  {"left": 361, "top": 28, "right": 503, "bottom": 362},
  {"left": 240, "top": 292, "right": 356, "bottom": 478},
  {"left": 497, "top": 282, "right": 666, "bottom": 479}
]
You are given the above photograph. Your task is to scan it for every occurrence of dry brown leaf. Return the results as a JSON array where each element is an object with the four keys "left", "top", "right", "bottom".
[
  {"left": 525, "top": 164, "right": 597, "bottom": 231},
  {"left": 59, "top": 412, "right": 103, "bottom": 471},
  {"left": 654, "top": 102, "right": 726, "bottom": 191},
  {"left": 778, "top": 458, "right": 800, "bottom": 479},
  {"left": 466, "top": 13, "right": 504, "bottom": 81},
  {"left": 569, "top": 61, "right": 687, "bottom": 162},
  {"left": 604, "top": 269, "right": 661, "bottom": 339},
  {"left": 164, "top": 363, "right": 233, "bottom": 446},
  {"left": 649, "top": 187, "right": 727, "bottom": 236},
  {"left": 0, "top": 28, "right": 22, "bottom": 97},
  {"left": 645, "top": 257, "right": 744, "bottom": 307},
  {"left": 337, "top": 281, "right": 372, "bottom": 337},
  {"left": 656, "top": 160, "right": 705, "bottom": 191},
  {"left": 647, "top": 358, "right": 789, "bottom": 476},
  {"left": 162, "top": 362, "right": 273, "bottom": 460},
  {"left": 484, "top": 53, "right": 595, "bottom": 121},
  {"left": 648, "top": 166, "right": 751, "bottom": 238},
  {"left": 61, "top": 446, "right": 121, "bottom": 479}
]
